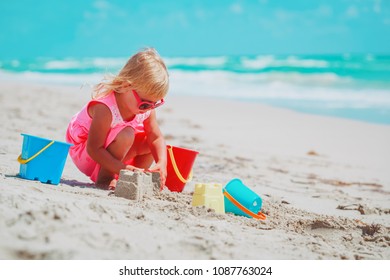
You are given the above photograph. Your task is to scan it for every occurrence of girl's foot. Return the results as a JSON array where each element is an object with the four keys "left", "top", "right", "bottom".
[
  {"left": 95, "top": 178, "right": 116, "bottom": 190},
  {"left": 108, "top": 178, "right": 117, "bottom": 190}
]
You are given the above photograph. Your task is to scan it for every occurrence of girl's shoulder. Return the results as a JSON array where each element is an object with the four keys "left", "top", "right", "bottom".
[
  {"left": 93, "top": 91, "right": 115, "bottom": 104},
  {"left": 86, "top": 92, "right": 115, "bottom": 120}
]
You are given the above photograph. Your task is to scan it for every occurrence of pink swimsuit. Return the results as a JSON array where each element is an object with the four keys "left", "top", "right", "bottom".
[{"left": 65, "top": 91, "right": 151, "bottom": 182}]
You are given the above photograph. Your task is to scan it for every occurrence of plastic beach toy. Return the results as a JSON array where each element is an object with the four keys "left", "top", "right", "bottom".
[
  {"left": 165, "top": 145, "right": 199, "bottom": 192},
  {"left": 17, "top": 134, "right": 72, "bottom": 185},
  {"left": 192, "top": 183, "right": 225, "bottom": 214},
  {"left": 223, "top": 178, "right": 266, "bottom": 220}
]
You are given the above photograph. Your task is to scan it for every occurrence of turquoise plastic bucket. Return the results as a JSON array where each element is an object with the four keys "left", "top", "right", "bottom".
[
  {"left": 18, "top": 134, "right": 72, "bottom": 185},
  {"left": 223, "top": 178, "right": 265, "bottom": 220}
]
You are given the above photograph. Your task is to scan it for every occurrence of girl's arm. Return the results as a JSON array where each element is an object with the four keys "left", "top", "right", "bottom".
[
  {"left": 143, "top": 110, "right": 167, "bottom": 183},
  {"left": 86, "top": 103, "right": 126, "bottom": 174}
]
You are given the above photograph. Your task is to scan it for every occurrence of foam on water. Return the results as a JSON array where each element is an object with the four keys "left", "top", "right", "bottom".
[
  {"left": 1, "top": 54, "right": 389, "bottom": 124},
  {"left": 241, "top": 55, "right": 330, "bottom": 69},
  {"left": 0, "top": 69, "right": 101, "bottom": 86},
  {"left": 169, "top": 70, "right": 390, "bottom": 108}
]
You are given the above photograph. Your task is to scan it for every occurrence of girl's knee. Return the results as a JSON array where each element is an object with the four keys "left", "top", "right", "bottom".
[
  {"left": 115, "top": 127, "right": 135, "bottom": 146},
  {"left": 123, "top": 132, "right": 150, "bottom": 160},
  {"left": 107, "top": 127, "right": 135, "bottom": 159}
]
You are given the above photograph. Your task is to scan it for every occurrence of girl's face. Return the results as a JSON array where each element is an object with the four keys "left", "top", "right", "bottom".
[
  {"left": 119, "top": 84, "right": 165, "bottom": 114},
  {"left": 131, "top": 89, "right": 165, "bottom": 111}
]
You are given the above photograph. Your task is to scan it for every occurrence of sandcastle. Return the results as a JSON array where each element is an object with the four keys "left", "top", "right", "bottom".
[{"left": 115, "top": 170, "right": 161, "bottom": 201}]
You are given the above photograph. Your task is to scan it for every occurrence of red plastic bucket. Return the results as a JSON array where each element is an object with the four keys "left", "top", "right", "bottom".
[{"left": 165, "top": 145, "right": 199, "bottom": 192}]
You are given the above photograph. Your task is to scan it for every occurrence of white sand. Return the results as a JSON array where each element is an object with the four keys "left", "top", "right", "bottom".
[{"left": 0, "top": 81, "right": 389, "bottom": 259}]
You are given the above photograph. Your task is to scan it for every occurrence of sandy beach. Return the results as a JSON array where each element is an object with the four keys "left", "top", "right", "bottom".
[{"left": 0, "top": 81, "right": 389, "bottom": 260}]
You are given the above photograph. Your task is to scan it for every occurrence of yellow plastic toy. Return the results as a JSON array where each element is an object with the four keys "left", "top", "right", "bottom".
[{"left": 192, "top": 183, "right": 225, "bottom": 214}]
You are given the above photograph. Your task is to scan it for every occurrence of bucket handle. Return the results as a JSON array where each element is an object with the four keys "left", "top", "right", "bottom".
[
  {"left": 167, "top": 145, "right": 193, "bottom": 184},
  {"left": 223, "top": 189, "right": 267, "bottom": 220},
  {"left": 17, "top": 140, "right": 55, "bottom": 164}
]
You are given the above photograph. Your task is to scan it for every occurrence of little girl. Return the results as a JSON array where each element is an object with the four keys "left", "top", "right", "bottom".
[{"left": 66, "top": 48, "right": 169, "bottom": 189}]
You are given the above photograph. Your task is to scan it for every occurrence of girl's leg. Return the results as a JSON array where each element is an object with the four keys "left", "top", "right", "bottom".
[
  {"left": 96, "top": 127, "right": 135, "bottom": 187},
  {"left": 124, "top": 132, "right": 154, "bottom": 170}
]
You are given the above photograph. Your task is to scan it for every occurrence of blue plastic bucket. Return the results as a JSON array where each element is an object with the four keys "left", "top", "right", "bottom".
[
  {"left": 223, "top": 178, "right": 266, "bottom": 220},
  {"left": 18, "top": 134, "right": 72, "bottom": 185}
]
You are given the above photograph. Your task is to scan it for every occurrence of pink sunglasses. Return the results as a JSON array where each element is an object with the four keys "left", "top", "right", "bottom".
[{"left": 132, "top": 90, "right": 165, "bottom": 110}]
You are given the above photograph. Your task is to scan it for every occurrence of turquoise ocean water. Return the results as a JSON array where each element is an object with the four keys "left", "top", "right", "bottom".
[{"left": 1, "top": 54, "right": 389, "bottom": 125}]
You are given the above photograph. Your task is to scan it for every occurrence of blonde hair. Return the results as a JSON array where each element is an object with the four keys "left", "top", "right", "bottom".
[{"left": 93, "top": 48, "right": 169, "bottom": 99}]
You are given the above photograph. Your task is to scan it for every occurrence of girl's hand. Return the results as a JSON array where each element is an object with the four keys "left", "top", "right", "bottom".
[{"left": 148, "top": 162, "right": 167, "bottom": 187}]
